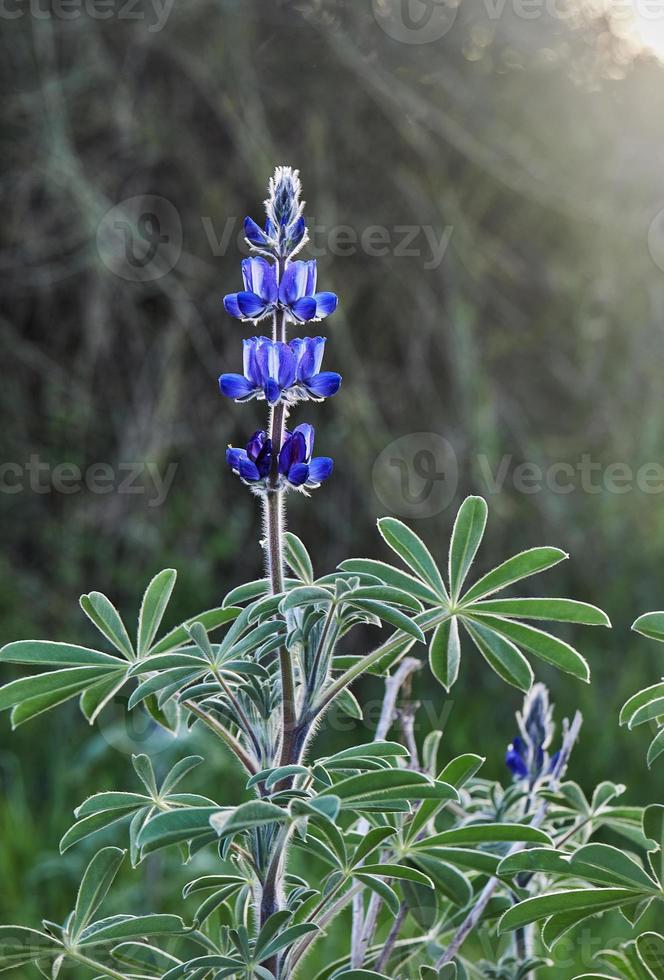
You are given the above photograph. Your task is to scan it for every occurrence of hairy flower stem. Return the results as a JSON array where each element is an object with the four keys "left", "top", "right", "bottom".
[
  {"left": 351, "top": 658, "right": 421, "bottom": 968},
  {"left": 435, "top": 711, "right": 584, "bottom": 969}
]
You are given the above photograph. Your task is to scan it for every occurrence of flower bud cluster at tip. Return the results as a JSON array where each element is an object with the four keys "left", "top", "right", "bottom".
[
  {"left": 505, "top": 682, "right": 560, "bottom": 783},
  {"left": 221, "top": 167, "right": 338, "bottom": 494}
]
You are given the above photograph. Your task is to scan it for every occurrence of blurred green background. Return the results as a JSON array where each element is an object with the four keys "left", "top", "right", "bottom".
[{"left": 3, "top": 0, "right": 664, "bottom": 974}]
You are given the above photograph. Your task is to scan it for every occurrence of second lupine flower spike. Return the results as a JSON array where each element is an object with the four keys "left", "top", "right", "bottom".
[
  {"left": 219, "top": 336, "right": 341, "bottom": 406},
  {"left": 505, "top": 683, "right": 560, "bottom": 785}
]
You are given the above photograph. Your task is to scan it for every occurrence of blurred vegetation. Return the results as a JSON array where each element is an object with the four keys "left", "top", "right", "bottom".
[{"left": 3, "top": 0, "right": 664, "bottom": 973}]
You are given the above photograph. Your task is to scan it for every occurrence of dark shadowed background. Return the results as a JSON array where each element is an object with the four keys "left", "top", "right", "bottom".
[{"left": 2, "top": 0, "right": 664, "bottom": 973}]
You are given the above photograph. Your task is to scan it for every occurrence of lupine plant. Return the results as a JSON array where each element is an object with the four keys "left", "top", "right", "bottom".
[{"left": 2, "top": 168, "right": 664, "bottom": 979}]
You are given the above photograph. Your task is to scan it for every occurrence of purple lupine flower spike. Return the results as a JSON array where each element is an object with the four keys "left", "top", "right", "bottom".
[{"left": 219, "top": 336, "right": 341, "bottom": 405}]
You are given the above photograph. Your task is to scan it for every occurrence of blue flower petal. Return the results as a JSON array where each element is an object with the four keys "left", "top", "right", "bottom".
[
  {"left": 279, "top": 261, "right": 309, "bottom": 305},
  {"left": 264, "top": 377, "right": 281, "bottom": 406},
  {"left": 246, "top": 430, "right": 269, "bottom": 461},
  {"left": 307, "top": 457, "right": 333, "bottom": 484},
  {"left": 287, "top": 463, "right": 310, "bottom": 487},
  {"left": 237, "top": 291, "right": 271, "bottom": 319},
  {"left": 275, "top": 342, "right": 297, "bottom": 388},
  {"left": 242, "top": 257, "right": 278, "bottom": 302},
  {"left": 219, "top": 373, "right": 256, "bottom": 400},
  {"left": 306, "top": 372, "right": 341, "bottom": 398},
  {"left": 238, "top": 457, "right": 261, "bottom": 482},
  {"left": 290, "top": 297, "right": 317, "bottom": 322},
  {"left": 313, "top": 292, "right": 338, "bottom": 319},
  {"left": 305, "top": 260, "right": 317, "bottom": 295},
  {"left": 223, "top": 293, "right": 243, "bottom": 319},
  {"left": 226, "top": 447, "right": 246, "bottom": 472},
  {"left": 244, "top": 216, "right": 270, "bottom": 247},
  {"left": 292, "top": 423, "right": 314, "bottom": 459}
]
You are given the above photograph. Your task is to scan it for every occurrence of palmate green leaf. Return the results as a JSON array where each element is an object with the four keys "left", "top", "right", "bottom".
[
  {"left": 137, "top": 569, "right": 177, "bottom": 657},
  {"left": 71, "top": 847, "right": 125, "bottom": 939},
  {"left": 647, "top": 729, "right": 664, "bottom": 769},
  {"left": 280, "top": 586, "right": 333, "bottom": 612},
  {"left": 149, "top": 606, "right": 242, "bottom": 656},
  {"left": 410, "top": 853, "right": 472, "bottom": 906},
  {"left": 0, "top": 666, "right": 120, "bottom": 717},
  {"left": 499, "top": 845, "right": 660, "bottom": 891},
  {"left": 633, "top": 612, "right": 664, "bottom": 643},
  {"left": 465, "top": 614, "right": 590, "bottom": 682},
  {"left": 348, "top": 599, "right": 425, "bottom": 643},
  {"left": 625, "top": 699, "right": 664, "bottom": 729},
  {"left": 424, "top": 823, "right": 552, "bottom": 847},
  {"left": 448, "top": 496, "right": 487, "bottom": 600},
  {"left": 111, "top": 942, "right": 182, "bottom": 975},
  {"left": 335, "top": 971, "right": 392, "bottom": 979},
  {"left": 414, "top": 845, "right": 500, "bottom": 875},
  {"left": 12, "top": 674, "right": 122, "bottom": 729},
  {"left": 358, "top": 863, "right": 434, "bottom": 889},
  {"left": 498, "top": 888, "right": 644, "bottom": 934},
  {"left": 340, "top": 558, "right": 442, "bottom": 605},
  {"left": 209, "top": 800, "right": 288, "bottom": 838},
  {"left": 75, "top": 792, "right": 151, "bottom": 818},
  {"left": 429, "top": 617, "right": 460, "bottom": 691},
  {"left": 79, "top": 592, "right": 134, "bottom": 659},
  {"left": 468, "top": 597, "right": 610, "bottom": 626},
  {"left": 316, "top": 769, "right": 458, "bottom": 807},
  {"left": 404, "top": 753, "right": 484, "bottom": 843},
  {"left": 637, "top": 932, "right": 664, "bottom": 979},
  {"left": 60, "top": 808, "right": 136, "bottom": 853},
  {"left": 0, "top": 926, "right": 59, "bottom": 970},
  {"left": 461, "top": 547, "right": 568, "bottom": 603},
  {"left": 377, "top": 517, "right": 448, "bottom": 601},
  {"left": 334, "top": 687, "right": 364, "bottom": 720},
  {"left": 1, "top": 641, "right": 125, "bottom": 668},
  {"left": 354, "top": 873, "right": 401, "bottom": 917},
  {"left": 345, "top": 585, "right": 423, "bottom": 612},
  {"left": 137, "top": 807, "right": 219, "bottom": 854},
  {"left": 79, "top": 673, "right": 127, "bottom": 724},
  {"left": 78, "top": 914, "right": 185, "bottom": 946},
  {"left": 284, "top": 532, "right": 315, "bottom": 583},
  {"left": 621, "top": 684, "right": 664, "bottom": 727},
  {"left": 463, "top": 620, "right": 533, "bottom": 693},
  {"left": 322, "top": 741, "right": 409, "bottom": 766}
]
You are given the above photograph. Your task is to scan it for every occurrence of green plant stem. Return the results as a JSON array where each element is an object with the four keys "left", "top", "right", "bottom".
[
  {"left": 66, "top": 950, "right": 129, "bottom": 980},
  {"left": 183, "top": 699, "right": 257, "bottom": 775},
  {"left": 210, "top": 664, "right": 263, "bottom": 762},
  {"left": 309, "top": 606, "right": 450, "bottom": 722}
]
